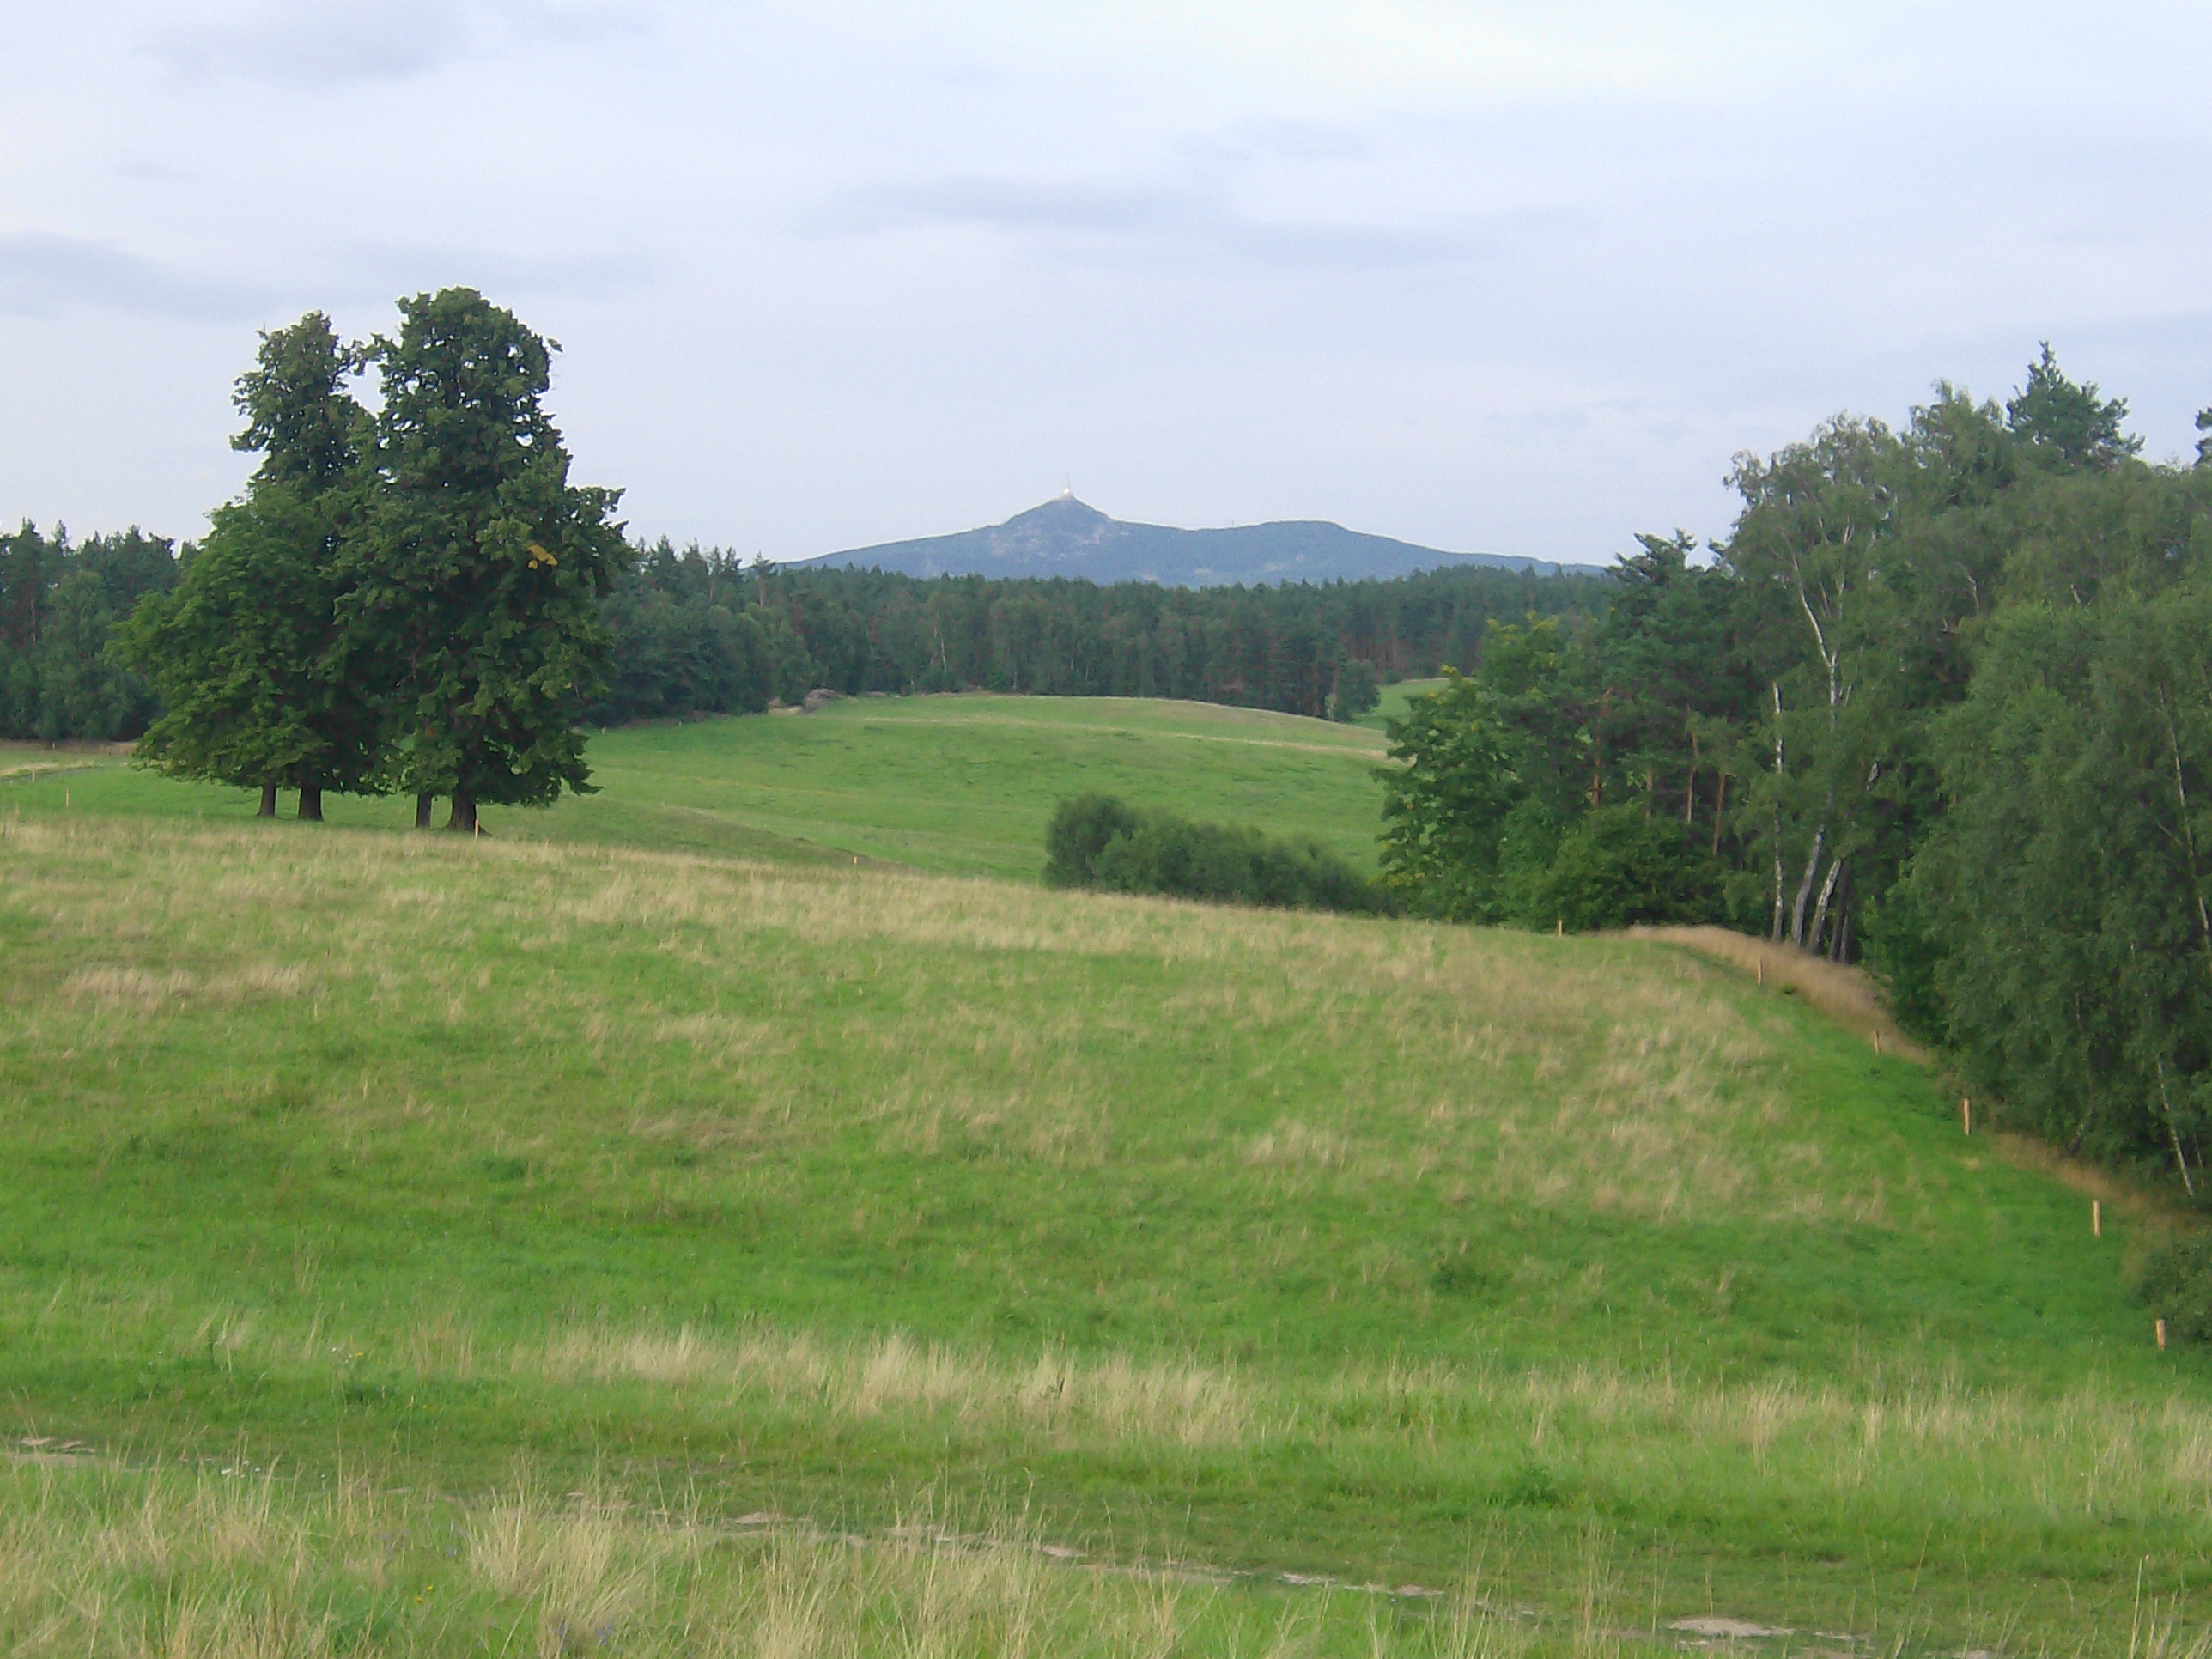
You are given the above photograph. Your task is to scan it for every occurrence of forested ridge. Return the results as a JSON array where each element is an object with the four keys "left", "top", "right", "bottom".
[
  {"left": 2, "top": 514, "right": 1605, "bottom": 743},
  {"left": 590, "top": 546, "right": 1603, "bottom": 724}
]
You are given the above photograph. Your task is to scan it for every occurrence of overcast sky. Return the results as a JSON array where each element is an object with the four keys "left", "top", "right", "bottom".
[{"left": 6, "top": 3, "right": 2210, "bottom": 562}]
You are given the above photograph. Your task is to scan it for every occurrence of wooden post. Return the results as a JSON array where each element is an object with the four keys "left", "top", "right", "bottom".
[
  {"left": 1874, "top": 1031, "right": 1882, "bottom": 1056},
  {"left": 2158, "top": 1319, "right": 2168, "bottom": 1351},
  {"left": 1556, "top": 918, "right": 1563, "bottom": 937},
  {"left": 1962, "top": 1097, "right": 1972, "bottom": 1135},
  {"left": 1756, "top": 960, "right": 1764, "bottom": 987},
  {"left": 2093, "top": 1200, "right": 2101, "bottom": 1237}
]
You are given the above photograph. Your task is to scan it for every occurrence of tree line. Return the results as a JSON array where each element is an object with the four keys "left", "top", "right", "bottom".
[
  {"left": 589, "top": 547, "right": 1603, "bottom": 725},
  {"left": 6, "top": 523, "right": 1601, "bottom": 749},
  {"left": 0, "top": 525, "right": 179, "bottom": 742},
  {"left": 1377, "top": 348, "right": 2212, "bottom": 1181}
]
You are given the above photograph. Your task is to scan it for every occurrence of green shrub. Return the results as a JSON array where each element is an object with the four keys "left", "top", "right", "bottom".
[
  {"left": 1043, "top": 793, "right": 1141, "bottom": 888},
  {"left": 1044, "top": 794, "right": 1392, "bottom": 915},
  {"left": 2140, "top": 1232, "right": 2212, "bottom": 1344},
  {"left": 1516, "top": 804, "right": 1725, "bottom": 932}
]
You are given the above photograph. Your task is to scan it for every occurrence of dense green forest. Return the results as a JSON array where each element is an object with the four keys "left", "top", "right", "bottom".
[
  {"left": 2, "top": 519, "right": 1600, "bottom": 740},
  {"left": 588, "top": 544, "right": 1603, "bottom": 723},
  {"left": 1377, "top": 349, "right": 2212, "bottom": 1179},
  {"left": 0, "top": 525, "right": 179, "bottom": 741}
]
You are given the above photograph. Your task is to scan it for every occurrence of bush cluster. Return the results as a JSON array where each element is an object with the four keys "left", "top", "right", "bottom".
[
  {"left": 1044, "top": 793, "right": 1392, "bottom": 915},
  {"left": 2140, "top": 1234, "right": 2212, "bottom": 1344}
]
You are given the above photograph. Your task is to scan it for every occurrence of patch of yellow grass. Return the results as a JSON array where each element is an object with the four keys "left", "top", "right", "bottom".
[
  {"left": 1625, "top": 926, "right": 1928, "bottom": 1061},
  {"left": 533, "top": 1325, "right": 1257, "bottom": 1447},
  {"left": 0, "top": 1462, "right": 1583, "bottom": 1658}
]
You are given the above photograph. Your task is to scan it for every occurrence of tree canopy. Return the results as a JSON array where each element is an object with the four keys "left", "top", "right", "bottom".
[
  {"left": 1376, "top": 349, "right": 2212, "bottom": 1183},
  {"left": 109, "top": 292, "right": 625, "bottom": 831},
  {"left": 118, "top": 313, "right": 378, "bottom": 817},
  {"left": 343, "top": 288, "right": 627, "bottom": 830}
]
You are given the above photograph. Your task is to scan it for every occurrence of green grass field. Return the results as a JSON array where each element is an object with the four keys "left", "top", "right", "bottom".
[
  {"left": 3, "top": 692, "right": 1391, "bottom": 878},
  {"left": 1358, "top": 676, "right": 1447, "bottom": 733},
  {"left": 1, "top": 696, "right": 2206, "bottom": 1657}
]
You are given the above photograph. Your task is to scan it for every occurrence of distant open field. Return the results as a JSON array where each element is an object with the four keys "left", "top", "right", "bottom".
[
  {"left": 1, "top": 704, "right": 2206, "bottom": 1656},
  {"left": 1358, "top": 676, "right": 1447, "bottom": 732},
  {"left": 1, "top": 691, "right": 1391, "bottom": 878}
]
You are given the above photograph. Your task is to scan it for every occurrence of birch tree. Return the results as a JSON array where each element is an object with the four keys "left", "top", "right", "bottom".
[{"left": 1721, "top": 417, "right": 1899, "bottom": 953}]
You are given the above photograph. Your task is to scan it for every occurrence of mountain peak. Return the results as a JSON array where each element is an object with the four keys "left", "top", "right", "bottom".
[
  {"left": 795, "top": 501, "right": 1594, "bottom": 588},
  {"left": 1003, "top": 494, "right": 1109, "bottom": 528}
]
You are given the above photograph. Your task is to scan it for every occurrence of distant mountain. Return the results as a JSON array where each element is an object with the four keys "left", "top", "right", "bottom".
[{"left": 786, "top": 496, "right": 1607, "bottom": 588}]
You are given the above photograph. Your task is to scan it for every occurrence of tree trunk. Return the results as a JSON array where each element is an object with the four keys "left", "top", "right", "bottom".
[
  {"left": 446, "top": 793, "right": 477, "bottom": 833},
  {"left": 1809, "top": 854, "right": 1845, "bottom": 955},
  {"left": 1770, "top": 684, "right": 1786, "bottom": 942},
  {"left": 2155, "top": 685, "right": 2212, "bottom": 979},
  {"left": 416, "top": 793, "right": 435, "bottom": 830},
  {"left": 1711, "top": 772, "right": 1728, "bottom": 857},
  {"left": 257, "top": 785, "right": 278, "bottom": 818},
  {"left": 2157, "top": 1055, "right": 2197, "bottom": 1197},
  {"left": 1683, "top": 723, "right": 1698, "bottom": 825},
  {"left": 297, "top": 783, "right": 324, "bottom": 822},
  {"left": 2067, "top": 1098, "right": 2097, "bottom": 1156},
  {"left": 1789, "top": 823, "right": 1826, "bottom": 948}
]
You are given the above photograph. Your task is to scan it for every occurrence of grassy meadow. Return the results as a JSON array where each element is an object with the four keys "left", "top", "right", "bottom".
[
  {"left": 0, "top": 692, "right": 1391, "bottom": 878},
  {"left": 1, "top": 697, "right": 2209, "bottom": 1656},
  {"left": 1358, "top": 677, "right": 1447, "bottom": 733}
]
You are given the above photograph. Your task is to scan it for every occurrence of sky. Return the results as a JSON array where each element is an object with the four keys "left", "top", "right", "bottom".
[{"left": 6, "top": 2, "right": 2212, "bottom": 562}]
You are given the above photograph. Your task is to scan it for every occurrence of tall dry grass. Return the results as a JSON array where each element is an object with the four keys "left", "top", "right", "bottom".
[
  {"left": 106, "top": 1293, "right": 2212, "bottom": 1548},
  {"left": 0, "top": 1462, "right": 1652, "bottom": 1658},
  {"left": 1626, "top": 925, "right": 2201, "bottom": 1230},
  {"left": 536, "top": 1325, "right": 1256, "bottom": 1447},
  {"left": 1624, "top": 926, "right": 1927, "bottom": 1062}
]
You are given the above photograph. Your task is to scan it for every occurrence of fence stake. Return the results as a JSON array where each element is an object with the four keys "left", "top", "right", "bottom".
[
  {"left": 1962, "top": 1097, "right": 1972, "bottom": 1135},
  {"left": 2093, "top": 1200, "right": 2101, "bottom": 1237},
  {"left": 2159, "top": 1319, "right": 2168, "bottom": 1351}
]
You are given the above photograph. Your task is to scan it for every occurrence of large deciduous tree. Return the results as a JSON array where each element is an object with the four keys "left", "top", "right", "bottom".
[
  {"left": 1723, "top": 416, "right": 1902, "bottom": 954},
  {"left": 1910, "top": 580, "right": 2212, "bottom": 1176},
  {"left": 346, "top": 288, "right": 626, "bottom": 831},
  {"left": 117, "top": 313, "right": 379, "bottom": 818}
]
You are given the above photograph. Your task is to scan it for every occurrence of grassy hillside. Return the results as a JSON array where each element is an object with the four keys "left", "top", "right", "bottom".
[
  {"left": 1359, "top": 675, "right": 1447, "bottom": 732},
  {"left": 2, "top": 708, "right": 2206, "bottom": 1656},
  {"left": 1, "top": 692, "right": 1390, "bottom": 878}
]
